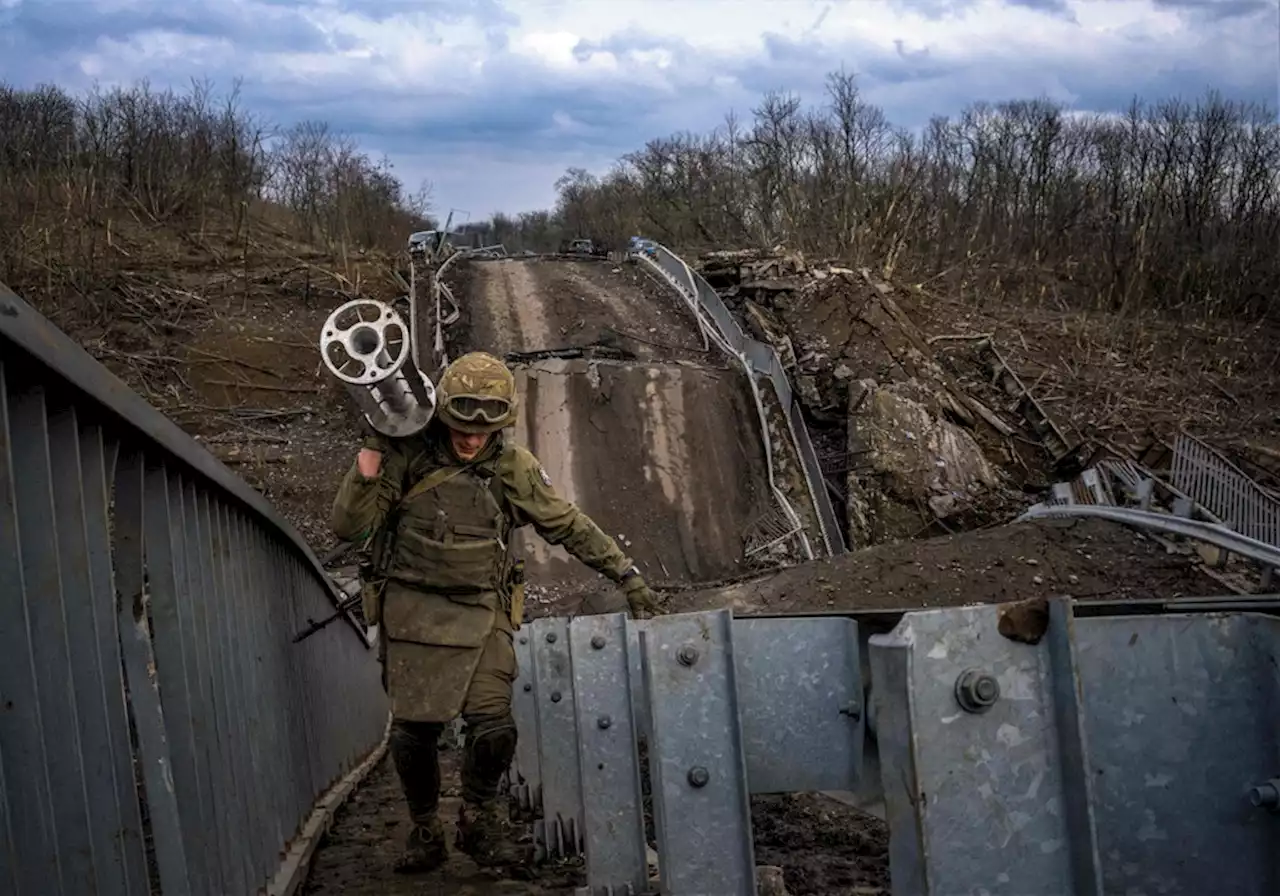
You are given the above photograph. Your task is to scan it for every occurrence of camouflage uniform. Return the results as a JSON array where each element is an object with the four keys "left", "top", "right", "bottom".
[{"left": 330, "top": 351, "right": 657, "bottom": 874}]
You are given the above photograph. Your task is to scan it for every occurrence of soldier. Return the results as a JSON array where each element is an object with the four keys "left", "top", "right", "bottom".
[{"left": 330, "top": 350, "right": 659, "bottom": 875}]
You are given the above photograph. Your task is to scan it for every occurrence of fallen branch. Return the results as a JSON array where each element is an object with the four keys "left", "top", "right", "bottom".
[
  {"left": 204, "top": 378, "right": 321, "bottom": 394},
  {"left": 186, "top": 345, "right": 284, "bottom": 378}
]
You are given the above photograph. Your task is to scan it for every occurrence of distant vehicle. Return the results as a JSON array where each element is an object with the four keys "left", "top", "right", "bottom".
[
  {"left": 628, "top": 236, "right": 658, "bottom": 257},
  {"left": 561, "top": 238, "right": 608, "bottom": 257}
]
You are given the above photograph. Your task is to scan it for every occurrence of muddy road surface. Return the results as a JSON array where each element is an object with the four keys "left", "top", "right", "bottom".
[
  {"left": 463, "top": 256, "right": 710, "bottom": 364},
  {"left": 458, "top": 257, "right": 778, "bottom": 613}
]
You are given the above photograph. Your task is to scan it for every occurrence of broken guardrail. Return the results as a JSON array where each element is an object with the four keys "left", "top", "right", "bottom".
[
  {"left": 1026, "top": 449, "right": 1280, "bottom": 589},
  {"left": 626, "top": 240, "right": 847, "bottom": 559},
  {"left": 504, "top": 598, "right": 1280, "bottom": 896}
]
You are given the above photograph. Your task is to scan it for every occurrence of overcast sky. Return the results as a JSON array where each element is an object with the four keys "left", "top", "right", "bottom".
[{"left": 1, "top": 0, "right": 1277, "bottom": 219}]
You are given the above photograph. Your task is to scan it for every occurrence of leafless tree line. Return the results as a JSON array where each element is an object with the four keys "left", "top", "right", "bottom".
[
  {"left": 0, "top": 77, "right": 433, "bottom": 289},
  {"left": 526, "top": 72, "right": 1278, "bottom": 321}
]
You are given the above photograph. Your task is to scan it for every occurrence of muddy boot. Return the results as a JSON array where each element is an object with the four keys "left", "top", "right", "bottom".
[
  {"left": 394, "top": 816, "right": 447, "bottom": 874},
  {"left": 389, "top": 718, "right": 448, "bottom": 873},
  {"left": 455, "top": 800, "right": 528, "bottom": 869}
]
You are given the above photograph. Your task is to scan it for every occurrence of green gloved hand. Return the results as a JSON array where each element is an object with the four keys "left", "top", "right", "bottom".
[{"left": 621, "top": 571, "right": 659, "bottom": 619}]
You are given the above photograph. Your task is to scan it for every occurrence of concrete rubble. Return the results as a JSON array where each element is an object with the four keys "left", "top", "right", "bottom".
[{"left": 696, "top": 247, "right": 1015, "bottom": 543}]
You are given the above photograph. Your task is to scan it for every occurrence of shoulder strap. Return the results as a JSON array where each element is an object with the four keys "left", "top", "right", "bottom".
[
  {"left": 488, "top": 473, "right": 507, "bottom": 516},
  {"left": 403, "top": 465, "right": 467, "bottom": 503}
]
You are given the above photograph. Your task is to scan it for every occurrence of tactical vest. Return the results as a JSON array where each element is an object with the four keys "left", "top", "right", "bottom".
[{"left": 386, "top": 453, "right": 513, "bottom": 597}]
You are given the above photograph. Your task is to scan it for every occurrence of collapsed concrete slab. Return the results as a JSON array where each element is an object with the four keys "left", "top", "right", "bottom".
[
  {"left": 506, "top": 357, "right": 777, "bottom": 612},
  {"left": 847, "top": 378, "right": 1000, "bottom": 545}
]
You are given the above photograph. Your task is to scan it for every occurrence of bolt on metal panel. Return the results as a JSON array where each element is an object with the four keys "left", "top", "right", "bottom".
[
  {"left": 639, "top": 609, "right": 757, "bottom": 896},
  {"left": 510, "top": 630, "right": 542, "bottom": 814},
  {"left": 530, "top": 616, "right": 584, "bottom": 858},
  {"left": 732, "top": 616, "right": 864, "bottom": 794},
  {"left": 569, "top": 613, "right": 649, "bottom": 895},
  {"left": 1077, "top": 613, "right": 1280, "bottom": 895},
  {"left": 868, "top": 600, "right": 1104, "bottom": 895}
]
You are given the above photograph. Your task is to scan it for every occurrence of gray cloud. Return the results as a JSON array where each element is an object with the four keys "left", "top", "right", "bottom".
[
  {"left": 892, "top": 0, "right": 1077, "bottom": 19},
  {"left": 0, "top": 0, "right": 1275, "bottom": 214},
  {"left": 0, "top": 0, "right": 333, "bottom": 57},
  {"left": 1152, "top": 0, "right": 1278, "bottom": 20}
]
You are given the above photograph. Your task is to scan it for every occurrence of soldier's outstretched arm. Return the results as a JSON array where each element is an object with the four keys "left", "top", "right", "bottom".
[
  {"left": 501, "top": 445, "right": 660, "bottom": 617},
  {"left": 330, "top": 435, "right": 409, "bottom": 543}
]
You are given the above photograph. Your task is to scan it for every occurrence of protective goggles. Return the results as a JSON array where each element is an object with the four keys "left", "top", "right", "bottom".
[{"left": 445, "top": 394, "right": 511, "bottom": 424}]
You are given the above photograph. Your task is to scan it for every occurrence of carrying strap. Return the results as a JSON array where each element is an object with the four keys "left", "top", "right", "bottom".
[
  {"left": 402, "top": 465, "right": 468, "bottom": 502},
  {"left": 401, "top": 463, "right": 508, "bottom": 514}
]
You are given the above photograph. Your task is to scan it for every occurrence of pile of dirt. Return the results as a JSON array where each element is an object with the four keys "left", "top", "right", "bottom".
[
  {"left": 751, "top": 794, "right": 888, "bottom": 895},
  {"left": 693, "top": 246, "right": 1280, "bottom": 542},
  {"left": 666, "top": 516, "right": 1222, "bottom": 616}
]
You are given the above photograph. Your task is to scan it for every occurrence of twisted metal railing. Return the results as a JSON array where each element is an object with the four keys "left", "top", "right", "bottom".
[
  {"left": 0, "top": 282, "right": 388, "bottom": 896},
  {"left": 627, "top": 241, "right": 846, "bottom": 559}
]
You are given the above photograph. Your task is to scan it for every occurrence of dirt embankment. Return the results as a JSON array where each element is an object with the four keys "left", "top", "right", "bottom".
[
  {"left": 8, "top": 209, "right": 406, "bottom": 551},
  {"left": 667, "top": 516, "right": 1221, "bottom": 617},
  {"left": 697, "top": 249, "right": 1280, "bottom": 549}
]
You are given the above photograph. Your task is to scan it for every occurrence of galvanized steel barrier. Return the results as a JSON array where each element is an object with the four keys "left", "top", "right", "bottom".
[
  {"left": 0, "top": 282, "right": 389, "bottom": 895},
  {"left": 506, "top": 599, "right": 1280, "bottom": 896},
  {"left": 1172, "top": 430, "right": 1280, "bottom": 550},
  {"left": 627, "top": 241, "right": 846, "bottom": 558}
]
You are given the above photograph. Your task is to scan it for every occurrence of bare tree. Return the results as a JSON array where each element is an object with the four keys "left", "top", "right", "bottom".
[{"left": 547, "top": 74, "right": 1279, "bottom": 321}]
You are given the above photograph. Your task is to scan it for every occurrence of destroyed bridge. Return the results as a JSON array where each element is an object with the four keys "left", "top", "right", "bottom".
[{"left": 2, "top": 239, "right": 1279, "bottom": 896}]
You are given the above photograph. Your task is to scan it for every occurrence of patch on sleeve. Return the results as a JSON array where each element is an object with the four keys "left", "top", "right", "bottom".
[{"left": 538, "top": 466, "right": 552, "bottom": 487}]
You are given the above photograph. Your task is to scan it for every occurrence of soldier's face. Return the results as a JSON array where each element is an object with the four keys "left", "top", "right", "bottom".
[{"left": 448, "top": 427, "right": 490, "bottom": 461}]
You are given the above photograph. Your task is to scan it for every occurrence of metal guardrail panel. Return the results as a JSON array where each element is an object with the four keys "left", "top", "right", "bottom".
[
  {"left": 530, "top": 616, "right": 584, "bottom": 859},
  {"left": 869, "top": 602, "right": 1105, "bottom": 895},
  {"left": 733, "top": 616, "right": 864, "bottom": 793},
  {"left": 1172, "top": 432, "right": 1280, "bottom": 550},
  {"left": 870, "top": 600, "right": 1280, "bottom": 895},
  {"left": 512, "top": 600, "right": 1279, "bottom": 895},
  {"left": 0, "top": 283, "right": 389, "bottom": 894},
  {"left": 640, "top": 610, "right": 757, "bottom": 896},
  {"left": 569, "top": 613, "right": 648, "bottom": 895},
  {"left": 1079, "top": 613, "right": 1280, "bottom": 895}
]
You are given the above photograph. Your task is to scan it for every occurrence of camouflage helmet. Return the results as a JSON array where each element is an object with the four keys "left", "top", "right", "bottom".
[{"left": 436, "top": 351, "right": 519, "bottom": 434}]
